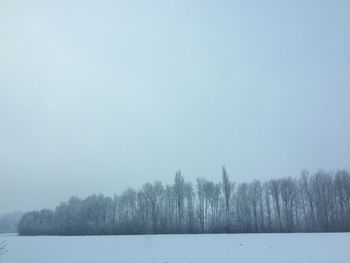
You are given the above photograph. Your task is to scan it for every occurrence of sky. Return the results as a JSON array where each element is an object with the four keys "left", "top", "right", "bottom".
[{"left": 0, "top": 0, "right": 349, "bottom": 214}]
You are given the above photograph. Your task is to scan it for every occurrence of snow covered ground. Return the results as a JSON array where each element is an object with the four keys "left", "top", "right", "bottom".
[{"left": 0, "top": 232, "right": 349, "bottom": 263}]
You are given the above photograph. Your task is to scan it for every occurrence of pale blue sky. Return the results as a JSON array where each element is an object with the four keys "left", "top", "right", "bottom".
[{"left": 1, "top": 0, "right": 349, "bottom": 213}]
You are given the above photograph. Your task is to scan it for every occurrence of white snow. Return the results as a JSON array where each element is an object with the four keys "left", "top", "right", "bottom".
[{"left": 1, "top": 233, "right": 349, "bottom": 263}]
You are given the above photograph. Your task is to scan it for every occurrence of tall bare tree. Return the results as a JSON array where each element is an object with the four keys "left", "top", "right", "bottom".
[{"left": 222, "top": 166, "right": 233, "bottom": 231}]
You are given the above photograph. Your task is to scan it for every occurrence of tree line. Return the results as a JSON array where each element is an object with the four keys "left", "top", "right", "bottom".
[
  {"left": 0, "top": 212, "right": 23, "bottom": 233},
  {"left": 17, "top": 169, "right": 350, "bottom": 235}
]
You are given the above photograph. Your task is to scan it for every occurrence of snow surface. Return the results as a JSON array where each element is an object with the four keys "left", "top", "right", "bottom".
[{"left": 1, "top": 233, "right": 349, "bottom": 263}]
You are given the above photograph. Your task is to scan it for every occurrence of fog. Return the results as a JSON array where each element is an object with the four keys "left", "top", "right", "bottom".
[{"left": 1, "top": 0, "right": 349, "bottom": 214}]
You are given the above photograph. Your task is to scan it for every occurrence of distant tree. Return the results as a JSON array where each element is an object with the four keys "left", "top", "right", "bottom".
[
  {"left": 222, "top": 166, "right": 233, "bottom": 231},
  {"left": 142, "top": 181, "right": 164, "bottom": 233},
  {"left": 184, "top": 182, "right": 195, "bottom": 233},
  {"left": 0, "top": 211, "right": 24, "bottom": 233},
  {"left": 270, "top": 179, "right": 282, "bottom": 232},
  {"left": 174, "top": 171, "right": 185, "bottom": 232},
  {"left": 280, "top": 178, "right": 297, "bottom": 232},
  {"left": 236, "top": 183, "right": 251, "bottom": 232},
  {"left": 263, "top": 182, "right": 273, "bottom": 232},
  {"left": 197, "top": 178, "right": 205, "bottom": 232},
  {"left": 164, "top": 185, "right": 176, "bottom": 233},
  {"left": 299, "top": 170, "right": 317, "bottom": 231},
  {"left": 17, "top": 211, "right": 41, "bottom": 235},
  {"left": 249, "top": 180, "right": 264, "bottom": 232}
]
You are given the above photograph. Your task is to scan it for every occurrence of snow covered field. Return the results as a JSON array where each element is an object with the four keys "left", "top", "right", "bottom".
[{"left": 1, "top": 233, "right": 349, "bottom": 263}]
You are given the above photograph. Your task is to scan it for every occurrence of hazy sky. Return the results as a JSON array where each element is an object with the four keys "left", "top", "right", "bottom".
[{"left": 1, "top": 0, "right": 349, "bottom": 214}]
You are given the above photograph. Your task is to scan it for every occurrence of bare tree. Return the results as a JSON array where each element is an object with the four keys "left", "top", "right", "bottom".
[
  {"left": 143, "top": 181, "right": 164, "bottom": 233},
  {"left": 174, "top": 171, "right": 185, "bottom": 232},
  {"left": 270, "top": 179, "right": 282, "bottom": 232},
  {"left": 299, "top": 170, "right": 316, "bottom": 231},
  {"left": 280, "top": 178, "right": 297, "bottom": 232},
  {"left": 264, "top": 182, "right": 273, "bottom": 232},
  {"left": 184, "top": 182, "right": 195, "bottom": 233},
  {"left": 222, "top": 166, "right": 233, "bottom": 231},
  {"left": 197, "top": 178, "right": 205, "bottom": 232},
  {"left": 236, "top": 183, "right": 252, "bottom": 232}
]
